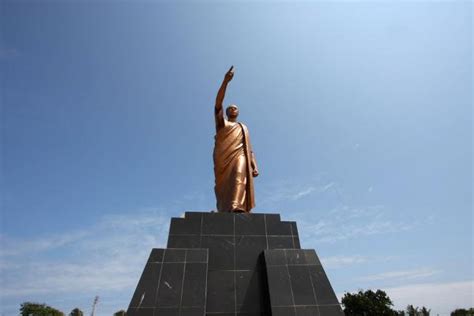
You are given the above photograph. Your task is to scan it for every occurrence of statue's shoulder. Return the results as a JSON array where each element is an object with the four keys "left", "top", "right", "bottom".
[
  {"left": 224, "top": 120, "right": 239, "bottom": 127},
  {"left": 217, "top": 119, "right": 234, "bottom": 133},
  {"left": 237, "top": 121, "right": 247, "bottom": 128}
]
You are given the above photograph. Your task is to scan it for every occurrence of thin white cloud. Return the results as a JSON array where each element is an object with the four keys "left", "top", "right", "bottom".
[
  {"left": 291, "top": 187, "right": 316, "bottom": 200},
  {"left": 261, "top": 181, "right": 337, "bottom": 203},
  {"left": 321, "top": 255, "right": 396, "bottom": 269},
  {"left": 0, "top": 231, "right": 91, "bottom": 256},
  {"left": 358, "top": 267, "right": 442, "bottom": 282},
  {"left": 293, "top": 205, "right": 419, "bottom": 243},
  {"left": 2, "top": 261, "right": 139, "bottom": 297},
  {"left": 0, "top": 210, "right": 170, "bottom": 299},
  {"left": 321, "top": 255, "right": 369, "bottom": 268}
]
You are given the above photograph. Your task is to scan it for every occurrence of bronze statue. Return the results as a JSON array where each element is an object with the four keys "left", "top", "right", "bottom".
[{"left": 213, "top": 66, "right": 259, "bottom": 213}]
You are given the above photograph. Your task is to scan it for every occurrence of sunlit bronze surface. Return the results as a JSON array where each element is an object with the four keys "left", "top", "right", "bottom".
[{"left": 213, "top": 66, "right": 259, "bottom": 213}]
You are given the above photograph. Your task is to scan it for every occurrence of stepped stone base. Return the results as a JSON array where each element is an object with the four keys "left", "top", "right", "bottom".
[{"left": 127, "top": 212, "right": 342, "bottom": 316}]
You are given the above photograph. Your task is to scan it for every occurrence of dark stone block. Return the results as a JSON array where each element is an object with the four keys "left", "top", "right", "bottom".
[
  {"left": 288, "top": 265, "right": 316, "bottom": 305},
  {"left": 181, "top": 263, "right": 207, "bottom": 308},
  {"left": 266, "top": 214, "right": 293, "bottom": 236},
  {"left": 263, "top": 214, "right": 281, "bottom": 222},
  {"left": 293, "top": 237, "right": 301, "bottom": 249},
  {"left": 186, "top": 249, "right": 208, "bottom": 263},
  {"left": 126, "top": 308, "right": 137, "bottom": 316},
  {"left": 295, "top": 306, "right": 320, "bottom": 316},
  {"left": 268, "top": 236, "right": 294, "bottom": 249},
  {"left": 286, "top": 249, "right": 306, "bottom": 265},
  {"left": 235, "top": 236, "right": 266, "bottom": 270},
  {"left": 169, "top": 217, "right": 201, "bottom": 236},
  {"left": 236, "top": 270, "right": 262, "bottom": 313},
  {"left": 180, "top": 307, "right": 205, "bottom": 316},
  {"left": 163, "top": 249, "right": 186, "bottom": 262},
  {"left": 265, "top": 248, "right": 341, "bottom": 316},
  {"left": 304, "top": 249, "right": 321, "bottom": 266},
  {"left": 236, "top": 313, "right": 261, "bottom": 316},
  {"left": 202, "top": 212, "right": 234, "bottom": 235},
  {"left": 317, "top": 305, "right": 344, "bottom": 316},
  {"left": 148, "top": 248, "right": 164, "bottom": 263},
  {"left": 129, "top": 248, "right": 209, "bottom": 315},
  {"left": 265, "top": 266, "right": 294, "bottom": 306},
  {"left": 272, "top": 307, "right": 296, "bottom": 316},
  {"left": 308, "top": 265, "right": 339, "bottom": 305},
  {"left": 264, "top": 249, "right": 287, "bottom": 266},
  {"left": 184, "top": 212, "right": 203, "bottom": 221},
  {"left": 129, "top": 213, "right": 341, "bottom": 316},
  {"left": 129, "top": 262, "right": 161, "bottom": 308},
  {"left": 167, "top": 235, "right": 201, "bottom": 249},
  {"left": 201, "top": 235, "right": 235, "bottom": 270},
  {"left": 157, "top": 263, "right": 185, "bottom": 307},
  {"left": 206, "top": 270, "right": 235, "bottom": 313},
  {"left": 128, "top": 308, "right": 154, "bottom": 316},
  {"left": 289, "top": 222, "right": 299, "bottom": 237},
  {"left": 235, "top": 213, "right": 266, "bottom": 235},
  {"left": 154, "top": 308, "right": 179, "bottom": 316}
]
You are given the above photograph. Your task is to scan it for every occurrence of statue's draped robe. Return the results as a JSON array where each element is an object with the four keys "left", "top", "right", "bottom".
[{"left": 213, "top": 120, "right": 255, "bottom": 212}]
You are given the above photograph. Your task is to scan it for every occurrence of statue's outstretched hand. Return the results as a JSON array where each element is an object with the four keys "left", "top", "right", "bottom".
[{"left": 224, "top": 66, "right": 234, "bottom": 83}]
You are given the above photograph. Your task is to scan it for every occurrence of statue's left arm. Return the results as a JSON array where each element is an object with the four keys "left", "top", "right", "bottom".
[{"left": 251, "top": 152, "right": 259, "bottom": 177}]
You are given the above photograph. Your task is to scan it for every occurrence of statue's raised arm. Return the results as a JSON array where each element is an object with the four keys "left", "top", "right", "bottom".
[{"left": 215, "top": 66, "right": 234, "bottom": 132}]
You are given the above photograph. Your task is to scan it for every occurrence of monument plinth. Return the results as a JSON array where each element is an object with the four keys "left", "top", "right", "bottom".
[{"left": 127, "top": 212, "right": 343, "bottom": 316}]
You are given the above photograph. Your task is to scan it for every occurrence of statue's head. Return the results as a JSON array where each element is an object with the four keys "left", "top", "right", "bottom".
[{"left": 226, "top": 104, "right": 239, "bottom": 121}]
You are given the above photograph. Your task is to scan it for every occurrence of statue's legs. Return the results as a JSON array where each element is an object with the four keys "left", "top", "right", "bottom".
[
  {"left": 229, "top": 154, "right": 247, "bottom": 212},
  {"left": 215, "top": 153, "right": 248, "bottom": 212}
]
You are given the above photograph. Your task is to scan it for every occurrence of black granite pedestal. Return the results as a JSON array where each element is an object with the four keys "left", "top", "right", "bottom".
[{"left": 127, "top": 212, "right": 342, "bottom": 316}]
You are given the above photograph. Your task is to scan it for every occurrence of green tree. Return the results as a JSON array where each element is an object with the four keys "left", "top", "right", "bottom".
[
  {"left": 342, "top": 289, "right": 398, "bottom": 316},
  {"left": 69, "top": 308, "right": 83, "bottom": 316},
  {"left": 113, "top": 310, "right": 126, "bottom": 316},
  {"left": 20, "top": 302, "right": 64, "bottom": 316},
  {"left": 406, "top": 304, "right": 430, "bottom": 316},
  {"left": 407, "top": 305, "right": 419, "bottom": 316},
  {"left": 420, "top": 306, "right": 430, "bottom": 316},
  {"left": 451, "top": 308, "right": 474, "bottom": 316}
]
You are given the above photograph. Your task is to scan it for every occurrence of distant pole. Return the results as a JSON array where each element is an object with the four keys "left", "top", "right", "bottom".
[{"left": 90, "top": 296, "right": 99, "bottom": 316}]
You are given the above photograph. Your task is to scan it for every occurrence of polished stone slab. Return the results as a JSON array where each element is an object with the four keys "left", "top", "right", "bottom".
[
  {"left": 264, "top": 249, "right": 343, "bottom": 316},
  {"left": 127, "top": 248, "right": 208, "bottom": 316}
]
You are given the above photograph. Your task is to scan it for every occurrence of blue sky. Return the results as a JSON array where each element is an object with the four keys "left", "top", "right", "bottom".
[{"left": 1, "top": 1, "right": 472, "bottom": 315}]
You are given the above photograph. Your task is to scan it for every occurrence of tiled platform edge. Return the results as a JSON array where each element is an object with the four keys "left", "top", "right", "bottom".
[{"left": 127, "top": 212, "right": 342, "bottom": 316}]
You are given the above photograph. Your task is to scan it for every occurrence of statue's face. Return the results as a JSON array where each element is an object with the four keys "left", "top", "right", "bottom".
[{"left": 226, "top": 105, "right": 239, "bottom": 119}]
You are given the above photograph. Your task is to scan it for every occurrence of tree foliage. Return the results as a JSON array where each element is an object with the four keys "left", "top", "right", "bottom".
[
  {"left": 342, "top": 289, "right": 398, "bottom": 316},
  {"left": 69, "top": 308, "right": 84, "bottom": 316},
  {"left": 405, "top": 304, "right": 431, "bottom": 316},
  {"left": 342, "top": 290, "right": 432, "bottom": 316},
  {"left": 113, "top": 310, "right": 126, "bottom": 316},
  {"left": 451, "top": 308, "right": 474, "bottom": 316},
  {"left": 20, "top": 302, "right": 64, "bottom": 316},
  {"left": 406, "top": 304, "right": 418, "bottom": 316}
]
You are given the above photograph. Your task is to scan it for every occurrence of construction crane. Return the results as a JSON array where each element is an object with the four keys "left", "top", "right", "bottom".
[{"left": 90, "top": 296, "right": 99, "bottom": 316}]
